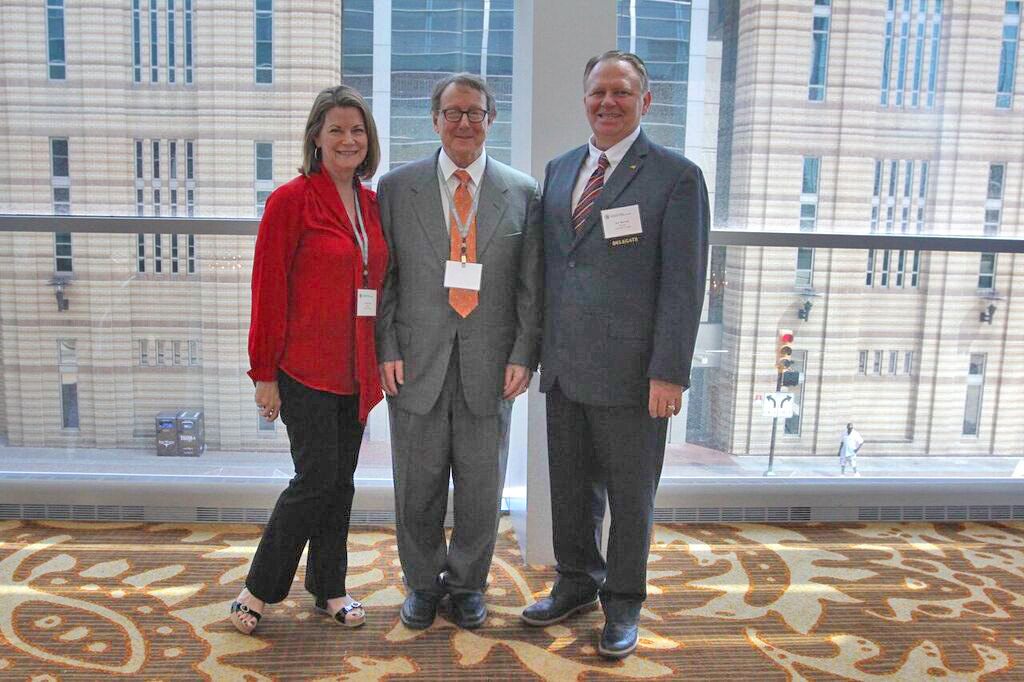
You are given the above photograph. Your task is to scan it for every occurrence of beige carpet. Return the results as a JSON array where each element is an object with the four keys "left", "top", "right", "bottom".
[{"left": 1, "top": 518, "right": 1022, "bottom": 680}]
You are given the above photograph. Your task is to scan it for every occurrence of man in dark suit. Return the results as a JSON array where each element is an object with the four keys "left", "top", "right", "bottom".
[
  {"left": 377, "top": 73, "right": 542, "bottom": 630},
  {"left": 521, "top": 50, "right": 709, "bottom": 659}
]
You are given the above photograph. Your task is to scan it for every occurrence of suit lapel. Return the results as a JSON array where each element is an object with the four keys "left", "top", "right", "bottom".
[
  {"left": 408, "top": 152, "right": 450, "bottom": 261},
  {"left": 571, "top": 131, "right": 649, "bottom": 251},
  {"left": 475, "top": 157, "right": 509, "bottom": 259},
  {"left": 555, "top": 146, "right": 589, "bottom": 255}
]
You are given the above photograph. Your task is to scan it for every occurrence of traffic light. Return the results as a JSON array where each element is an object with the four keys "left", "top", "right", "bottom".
[{"left": 776, "top": 328, "right": 794, "bottom": 373}]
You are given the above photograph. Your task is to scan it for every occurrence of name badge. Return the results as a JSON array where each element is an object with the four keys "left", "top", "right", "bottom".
[
  {"left": 601, "top": 204, "right": 643, "bottom": 239},
  {"left": 356, "top": 289, "right": 377, "bottom": 317},
  {"left": 444, "top": 260, "right": 483, "bottom": 291}
]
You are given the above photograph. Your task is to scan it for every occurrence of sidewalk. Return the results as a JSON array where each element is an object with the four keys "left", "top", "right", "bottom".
[{"left": 1, "top": 443, "right": 1021, "bottom": 481}]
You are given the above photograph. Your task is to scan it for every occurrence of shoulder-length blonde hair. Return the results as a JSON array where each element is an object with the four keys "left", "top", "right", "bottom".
[{"left": 299, "top": 85, "right": 380, "bottom": 179}]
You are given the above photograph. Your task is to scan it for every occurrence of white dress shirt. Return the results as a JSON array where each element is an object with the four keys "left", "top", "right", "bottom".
[
  {"left": 438, "top": 147, "right": 487, "bottom": 234},
  {"left": 570, "top": 125, "right": 643, "bottom": 213}
]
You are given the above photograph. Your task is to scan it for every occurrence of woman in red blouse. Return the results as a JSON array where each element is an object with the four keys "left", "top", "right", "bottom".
[{"left": 231, "top": 85, "right": 387, "bottom": 634}]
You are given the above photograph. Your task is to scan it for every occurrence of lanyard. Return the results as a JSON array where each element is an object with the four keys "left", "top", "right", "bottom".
[
  {"left": 437, "top": 164, "right": 482, "bottom": 263},
  {"left": 350, "top": 181, "right": 370, "bottom": 285}
]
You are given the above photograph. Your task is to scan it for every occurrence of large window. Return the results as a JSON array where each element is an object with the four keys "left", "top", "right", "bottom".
[
  {"left": 58, "top": 339, "right": 79, "bottom": 429},
  {"left": 255, "top": 0, "right": 273, "bottom": 84},
  {"left": 800, "top": 156, "right": 820, "bottom": 231},
  {"left": 996, "top": 0, "right": 1021, "bottom": 108},
  {"left": 962, "top": 353, "right": 986, "bottom": 436},
  {"left": 255, "top": 142, "right": 273, "bottom": 216},
  {"left": 46, "top": 0, "right": 65, "bottom": 80},
  {"left": 808, "top": 0, "right": 831, "bottom": 101},
  {"left": 985, "top": 163, "right": 1006, "bottom": 235}
]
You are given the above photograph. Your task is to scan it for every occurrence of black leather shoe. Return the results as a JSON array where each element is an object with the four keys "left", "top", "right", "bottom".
[
  {"left": 521, "top": 590, "right": 599, "bottom": 626},
  {"left": 400, "top": 590, "right": 440, "bottom": 629},
  {"left": 449, "top": 592, "right": 487, "bottom": 629},
  {"left": 599, "top": 620, "right": 638, "bottom": 659}
]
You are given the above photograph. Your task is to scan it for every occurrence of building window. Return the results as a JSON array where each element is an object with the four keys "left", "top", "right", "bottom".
[
  {"left": 187, "top": 234, "right": 196, "bottom": 273},
  {"left": 866, "top": 249, "right": 875, "bottom": 286},
  {"left": 808, "top": 1, "right": 831, "bottom": 101},
  {"left": 997, "top": 1, "right": 1021, "bottom": 108},
  {"left": 184, "top": 0, "right": 194, "bottom": 83},
  {"left": 911, "top": 249, "right": 921, "bottom": 287},
  {"left": 800, "top": 156, "right": 820, "bottom": 231},
  {"left": 916, "top": 161, "right": 929, "bottom": 232},
  {"left": 978, "top": 253, "right": 996, "bottom": 291},
  {"left": 873, "top": 350, "right": 883, "bottom": 375},
  {"left": 185, "top": 140, "right": 195, "bottom": 216},
  {"left": 342, "top": 0, "right": 374, "bottom": 111},
  {"left": 255, "top": 0, "right": 273, "bottom": 84},
  {"left": 139, "top": 338, "right": 149, "bottom": 365},
  {"left": 51, "top": 137, "right": 70, "bottom": 214},
  {"left": 169, "top": 141, "right": 178, "bottom": 216},
  {"left": 870, "top": 160, "right": 882, "bottom": 231},
  {"left": 889, "top": 350, "right": 899, "bottom": 374},
  {"left": 54, "top": 233, "right": 72, "bottom": 273},
  {"left": 58, "top": 339, "right": 79, "bottom": 429},
  {"left": 784, "top": 350, "right": 808, "bottom": 435},
  {"left": 904, "top": 350, "right": 914, "bottom": 375},
  {"left": 188, "top": 340, "right": 200, "bottom": 365},
  {"left": 882, "top": 0, "right": 942, "bottom": 108},
  {"left": 154, "top": 234, "right": 162, "bottom": 274},
  {"left": 132, "top": 0, "right": 142, "bottom": 82},
  {"left": 152, "top": 140, "right": 161, "bottom": 216},
  {"left": 880, "top": 249, "right": 891, "bottom": 287},
  {"left": 858, "top": 350, "right": 868, "bottom": 374},
  {"left": 962, "top": 353, "right": 986, "bottom": 436},
  {"left": 926, "top": 0, "right": 943, "bottom": 107},
  {"left": 167, "top": 0, "right": 176, "bottom": 83},
  {"left": 137, "top": 233, "right": 146, "bottom": 273},
  {"left": 255, "top": 141, "right": 273, "bottom": 215},
  {"left": 156, "top": 340, "right": 167, "bottom": 366},
  {"left": 795, "top": 247, "right": 814, "bottom": 289},
  {"left": 149, "top": 0, "right": 159, "bottom": 82},
  {"left": 46, "top": 0, "right": 66, "bottom": 80},
  {"left": 895, "top": 249, "right": 906, "bottom": 287},
  {"left": 985, "top": 163, "right": 1005, "bottom": 235},
  {"left": 899, "top": 160, "right": 914, "bottom": 233}
]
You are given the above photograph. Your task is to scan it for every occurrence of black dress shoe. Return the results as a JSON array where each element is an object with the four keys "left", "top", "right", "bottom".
[
  {"left": 449, "top": 591, "right": 487, "bottom": 629},
  {"left": 521, "top": 590, "right": 599, "bottom": 626},
  {"left": 400, "top": 590, "right": 441, "bottom": 629},
  {"left": 599, "top": 620, "right": 638, "bottom": 659}
]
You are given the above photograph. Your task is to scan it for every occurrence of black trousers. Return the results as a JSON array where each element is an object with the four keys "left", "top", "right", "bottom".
[
  {"left": 545, "top": 382, "right": 668, "bottom": 621},
  {"left": 246, "top": 371, "right": 364, "bottom": 604}
]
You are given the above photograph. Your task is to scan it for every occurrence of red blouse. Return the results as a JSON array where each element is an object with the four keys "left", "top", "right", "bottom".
[{"left": 248, "top": 170, "right": 388, "bottom": 422}]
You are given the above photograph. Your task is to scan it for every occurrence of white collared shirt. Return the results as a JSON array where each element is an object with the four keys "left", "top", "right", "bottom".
[
  {"left": 570, "top": 126, "right": 642, "bottom": 213},
  {"left": 438, "top": 147, "right": 487, "bottom": 234}
]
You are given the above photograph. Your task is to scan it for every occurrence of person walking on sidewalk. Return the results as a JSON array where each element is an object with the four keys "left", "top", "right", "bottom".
[{"left": 838, "top": 423, "right": 864, "bottom": 477}]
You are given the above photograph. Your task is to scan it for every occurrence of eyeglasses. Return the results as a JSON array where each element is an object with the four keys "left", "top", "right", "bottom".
[{"left": 440, "top": 108, "right": 488, "bottom": 123}]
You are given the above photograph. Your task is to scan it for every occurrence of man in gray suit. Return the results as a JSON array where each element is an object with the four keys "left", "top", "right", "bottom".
[
  {"left": 521, "top": 51, "right": 709, "bottom": 658},
  {"left": 376, "top": 73, "right": 542, "bottom": 630}
]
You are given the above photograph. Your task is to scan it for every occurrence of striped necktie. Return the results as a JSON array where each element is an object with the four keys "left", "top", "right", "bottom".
[{"left": 571, "top": 153, "right": 610, "bottom": 233}]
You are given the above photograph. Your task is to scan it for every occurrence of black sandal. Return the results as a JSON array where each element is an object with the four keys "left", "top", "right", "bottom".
[
  {"left": 230, "top": 600, "right": 262, "bottom": 635},
  {"left": 315, "top": 596, "right": 366, "bottom": 628}
]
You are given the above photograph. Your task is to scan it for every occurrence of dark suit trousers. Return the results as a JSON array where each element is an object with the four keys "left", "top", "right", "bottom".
[
  {"left": 389, "top": 344, "right": 512, "bottom": 596},
  {"left": 545, "top": 382, "right": 667, "bottom": 619},
  {"left": 245, "top": 371, "right": 364, "bottom": 604}
]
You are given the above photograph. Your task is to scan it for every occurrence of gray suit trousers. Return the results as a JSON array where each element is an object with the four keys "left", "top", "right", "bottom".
[{"left": 389, "top": 343, "right": 512, "bottom": 596}]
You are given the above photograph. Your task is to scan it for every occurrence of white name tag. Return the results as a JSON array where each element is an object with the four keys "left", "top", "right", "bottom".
[
  {"left": 444, "top": 260, "right": 483, "bottom": 291},
  {"left": 601, "top": 204, "right": 643, "bottom": 239},
  {"left": 356, "top": 288, "right": 377, "bottom": 317}
]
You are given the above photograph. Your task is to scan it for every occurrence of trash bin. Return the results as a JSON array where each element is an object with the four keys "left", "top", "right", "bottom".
[
  {"left": 176, "top": 409, "right": 205, "bottom": 456},
  {"left": 155, "top": 411, "right": 179, "bottom": 456}
]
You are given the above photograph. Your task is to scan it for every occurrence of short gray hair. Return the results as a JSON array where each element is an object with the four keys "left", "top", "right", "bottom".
[
  {"left": 430, "top": 73, "right": 498, "bottom": 122},
  {"left": 583, "top": 50, "right": 650, "bottom": 93}
]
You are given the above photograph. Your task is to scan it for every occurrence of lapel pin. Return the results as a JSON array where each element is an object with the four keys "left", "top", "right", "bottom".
[{"left": 629, "top": 164, "right": 637, "bottom": 170}]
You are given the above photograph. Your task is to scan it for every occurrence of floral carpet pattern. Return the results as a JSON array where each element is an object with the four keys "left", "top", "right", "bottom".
[{"left": 0, "top": 519, "right": 1022, "bottom": 680}]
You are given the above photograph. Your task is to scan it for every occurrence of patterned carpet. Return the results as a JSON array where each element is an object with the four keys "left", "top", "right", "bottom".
[{"left": 1, "top": 519, "right": 1022, "bottom": 681}]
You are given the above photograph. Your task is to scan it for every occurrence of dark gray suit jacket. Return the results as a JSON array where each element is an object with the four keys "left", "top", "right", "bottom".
[
  {"left": 376, "top": 152, "right": 543, "bottom": 416},
  {"left": 539, "top": 130, "right": 709, "bottom": 407}
]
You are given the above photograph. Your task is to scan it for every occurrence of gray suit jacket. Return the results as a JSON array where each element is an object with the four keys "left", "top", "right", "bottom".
[
  {"left": 539, "top": 130, "right": 709, "bottom": 407},
  {"left": 376, "top": 151, "right": 543, "bottom": 416}
]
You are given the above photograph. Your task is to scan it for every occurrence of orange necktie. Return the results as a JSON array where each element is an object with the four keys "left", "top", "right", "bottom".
[{"left": 448, "top": 169, "right": 478, "bottom": 317}]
